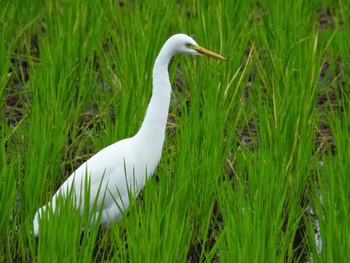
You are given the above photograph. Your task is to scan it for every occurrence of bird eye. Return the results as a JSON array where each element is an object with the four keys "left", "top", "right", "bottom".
[{"left": 185, "top": 43, "right": 191, "bottom": 48}]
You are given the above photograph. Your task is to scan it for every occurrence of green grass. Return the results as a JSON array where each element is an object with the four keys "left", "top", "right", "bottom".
[{"left": 1, "top": 0, "right": 349, "bottom": 262}]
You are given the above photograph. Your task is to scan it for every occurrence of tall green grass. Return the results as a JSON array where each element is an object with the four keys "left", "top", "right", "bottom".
[
  {"left": 1, "top": 0, "right": 349, "bottom": 262},
  {"left": 307, "top": 6, "right": 350, "bottom": 261}
]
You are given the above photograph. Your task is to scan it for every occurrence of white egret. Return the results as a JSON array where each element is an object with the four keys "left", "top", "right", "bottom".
[{"left": 33, "top": 34, "right": 226, "bottom": 236}]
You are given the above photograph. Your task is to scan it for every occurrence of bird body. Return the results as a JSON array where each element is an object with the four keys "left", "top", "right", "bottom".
[{"left": 33, "top": 34, "right": 226, "bottom": 236}]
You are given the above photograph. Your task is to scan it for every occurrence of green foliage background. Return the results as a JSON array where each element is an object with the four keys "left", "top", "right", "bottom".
[{"left": 1, "top": 0, "right": 349, "bottom": 262}]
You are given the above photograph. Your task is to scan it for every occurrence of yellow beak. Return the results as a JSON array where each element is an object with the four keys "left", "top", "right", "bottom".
[{"left": 192, "top": 46, "right": 227, "bottom": 61}]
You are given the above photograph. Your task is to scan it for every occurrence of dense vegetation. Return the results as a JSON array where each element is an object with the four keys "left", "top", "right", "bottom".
[{"left": 1, "top": 0, "right": 349, "bottom": 262}]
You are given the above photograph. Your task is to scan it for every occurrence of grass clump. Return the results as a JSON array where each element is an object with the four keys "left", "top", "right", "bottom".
[{"left": 1, "top": 0, "right": 349, "bottom": 262}]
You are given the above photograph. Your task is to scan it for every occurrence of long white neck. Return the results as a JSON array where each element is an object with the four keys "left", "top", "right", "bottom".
[{"left": 134, "top": 41, "right": 174, "bottom": 155}]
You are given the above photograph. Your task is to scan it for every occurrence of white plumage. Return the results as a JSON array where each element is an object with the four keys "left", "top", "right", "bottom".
[{"left": 33, "top": 34, "right": 226, "bottom": 236}]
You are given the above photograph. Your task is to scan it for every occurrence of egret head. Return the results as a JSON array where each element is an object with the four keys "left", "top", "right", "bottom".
[{"left": 168, "top": 34, "right": 227, "bottom": 60}]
